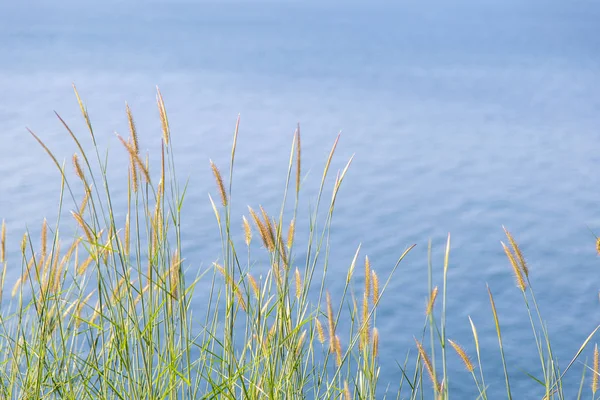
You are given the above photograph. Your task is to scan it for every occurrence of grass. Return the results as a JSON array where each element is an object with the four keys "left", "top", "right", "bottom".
[{"left": 0, "top": 86, "right": 598, "bottom": 399}]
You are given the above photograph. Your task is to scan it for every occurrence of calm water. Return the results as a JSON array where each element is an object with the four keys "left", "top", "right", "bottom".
[{"left": 2, "top": 0, "right": 600, "bottom": 397}]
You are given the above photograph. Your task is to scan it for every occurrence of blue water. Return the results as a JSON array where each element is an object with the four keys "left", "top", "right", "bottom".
[{"left": 1, "top": 0, "right": 600, "bottom": 397}]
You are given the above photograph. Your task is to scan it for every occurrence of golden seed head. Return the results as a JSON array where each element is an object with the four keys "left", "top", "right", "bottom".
[
  {"left": 426, "top": 286, "right": 439, "bottom": 316},
  {"left": 295, "top": 267, "right": 302, "bottom": 299},
  {"left": 315, "top": 317, "right": 325, "bottom": 344},
  {"left": 249, "top": 206, "right": 274, "bottom": 251},
  {"left": 334, "top": 335, "right": 343, "bottom": 366},
  {"left": 242, "top": 216, "right": 252, "bottom": 246},
  {"left": 234, "top": 283, "right": 247, "bottom": 311},
  {"left": 72, "top": 153, "right": 86, "bottom": 184},
  {"left": 214, "top": 263, "right": 225, "bottom": 277},
  {"left": 296, "top": 330, "right": 307, "bottom": 355},
  {"left": 76, "top": 256, "right": 94, "bottom": 276},
  {"left": 41, "top": 218, "right": 48, "bottom": 263},
  {"left": 20, "top": 233, "right": 27, "bottom": 256},
  {"left": 125, "top": 103, "right": 139, "bottom": 154},
  {"left": 117, "top": 134, "right": 150, "bottom": 184},
  {"left": 326, "top": 291, "right": 335, "bottom": 351},
  {"left": 503, "top": 226, "right": 529, "bottom": 277},
  {"left": 415, "top": 338, "right": 439, "bottom": 392},
  {"left": 502, "top": 241, "right": 526, "bottom": 292},
  {"left": 448, "top": 339, "right": 474, "bottom": 372},
  {"left": 286, "top": 218, "right": 295, "bottom": 249},
  {"left": 596, "top": 238, "right": 600, "bottom": 257},
  {"left": 156, "top": 87, "right": 170, "bottom": 145},
  {"left": 259, "top": 206, "right": 276, "bottom": 251},
  {"left": 361, "top": 292, "right": 370, "bottom": 349},
  {"left": 247, "top": 273, "right": 259, "bottom": 299},
  {"left": 210, "top": 160, "right": 228, "bottom": 207},
  {"left": 371, "top": 270, "right": 380, "bottom": 304},
  {"left": 343, "top": 380, "right": 351, "bottom": 400}
]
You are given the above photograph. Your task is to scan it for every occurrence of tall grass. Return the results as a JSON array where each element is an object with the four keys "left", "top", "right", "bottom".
[{"left": 0, "top": 86, "right": 598, "bottom": 399}]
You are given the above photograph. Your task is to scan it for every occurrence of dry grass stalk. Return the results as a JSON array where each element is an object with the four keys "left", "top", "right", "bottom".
[
  {"left": 448, "top": 339, "right": 474, "bottom": 372},
  {"left": 594, "top": 343, "right": 599, "bottom": 394},
  {"left": 415, "top": 338, "right": 440, "bottom": 392},
  {"left": 242, "top": 216, "right": 252, "bottom": 246},
  {"left": 503, "top": 226, "right": 529, "bottom": 277},
  {"left": 501, "top": 241, "right": 526, "bottom": 292},
  {"left": 371, "top": 269, "right": 380, "bottom": 304},
  {"left": 596, "top": 238, "right": 600, "bottom": 256},
  {"left": 210, "top": 160, "right": 228, "bottom": 207},
  {"left": 426, "top": 286, "right": 439, "bottom": 316}
]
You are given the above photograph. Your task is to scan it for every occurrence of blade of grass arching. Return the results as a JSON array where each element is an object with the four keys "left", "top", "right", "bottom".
[
  {"left": 575, "top": 358, "right": 586, "bottom": 400},
  {"left": 440, "top": 233, "right": 450, "bottom": 399},
  {"left": 27, "top": 128, "right": 78, "bottom": 206},
  {"left": 468, "top": 316, "right": 488, "bottom": 400},
  {"left": 303, "top": 133, "right": 340, "bottom": 297},
  {"left": 396, "top": 352, "right": 416, "bottom": 397},
  {"left": 558, "top": 325, "right": 600, "bottom": 383},
  {"left": 487, "top": 285, "right": 512, "bottom": 400}
]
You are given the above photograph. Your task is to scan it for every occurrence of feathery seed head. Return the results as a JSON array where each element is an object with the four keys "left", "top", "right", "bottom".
[
  {"left": 448, "top": 339, "right": 474, "bottom": 372},
  {"left": 210, "top": 160, "right": 228, "bottom": 207}
]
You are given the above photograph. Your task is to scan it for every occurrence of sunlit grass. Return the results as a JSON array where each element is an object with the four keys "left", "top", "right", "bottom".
[{"left": 0, "top": 86, "right": 598, "bottom": 399}]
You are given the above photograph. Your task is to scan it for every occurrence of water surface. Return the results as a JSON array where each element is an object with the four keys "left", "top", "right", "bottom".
[{"left": 1, "top": 1, "right": 600, "bottom": 397}]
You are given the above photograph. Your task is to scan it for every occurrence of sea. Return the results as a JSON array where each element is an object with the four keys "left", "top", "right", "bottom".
[{"left": 1, "top": 0, "right": 600, "bottom": 397}]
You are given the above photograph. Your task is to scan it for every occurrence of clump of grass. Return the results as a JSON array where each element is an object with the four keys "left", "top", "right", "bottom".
[{"left": 0, "top": 86, "right": 598, "bottom": 400}]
